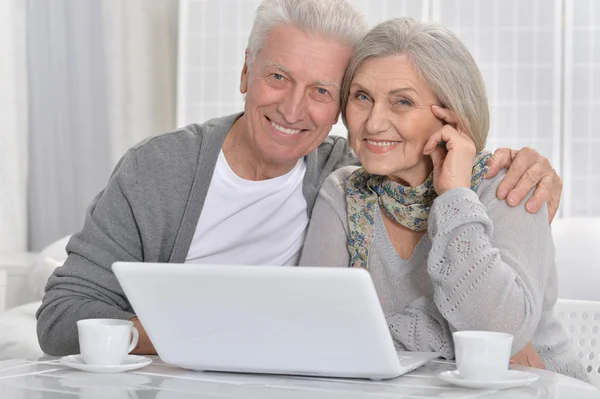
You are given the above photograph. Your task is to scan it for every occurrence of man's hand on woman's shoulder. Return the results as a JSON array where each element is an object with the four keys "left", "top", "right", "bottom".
[{"left": 486, "top": 147, "right": 562, "bottom": 223}]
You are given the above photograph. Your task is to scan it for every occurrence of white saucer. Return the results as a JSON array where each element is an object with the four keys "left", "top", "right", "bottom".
[
  {"left": 59, "top": 354, "right": 152, "bottom": 373},
  {"left": 438, "top": 369, "right": 540, "bottom": 390}
]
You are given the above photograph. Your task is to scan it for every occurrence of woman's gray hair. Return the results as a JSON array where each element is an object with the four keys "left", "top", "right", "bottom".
[
  {"left": 246, "top": 0, "right": 368, "bottom": 67},
  {"left": 341, "top": 18, "right": 489, "bottom": 151}
]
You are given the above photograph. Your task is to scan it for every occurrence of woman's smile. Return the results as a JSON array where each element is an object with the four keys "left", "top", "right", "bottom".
[{"left": 364, "top": 138, "right": 402, "bottom": 154}]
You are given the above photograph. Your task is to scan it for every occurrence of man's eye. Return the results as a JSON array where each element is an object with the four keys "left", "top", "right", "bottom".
[
  {"left": 273, "top": 73, "right": 284, "bottom": 80},
  {"left": 317, "top": 88, "right": 329, "bottom": 95}
]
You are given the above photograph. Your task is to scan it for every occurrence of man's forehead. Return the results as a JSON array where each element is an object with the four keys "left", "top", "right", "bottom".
[
  {"left": 255, "top": 25, "right": 351, "bottom": 80},
  {"left": 262, "top": 61, "right": 292, "bottom": 75}
]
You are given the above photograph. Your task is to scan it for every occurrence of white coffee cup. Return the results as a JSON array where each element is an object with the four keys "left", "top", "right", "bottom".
[
  {"left": 77, "top": 319, "right": 139, "bottom": 366},
  {"left": 453, "top": 331, "right": 514, "bottom": 381}
]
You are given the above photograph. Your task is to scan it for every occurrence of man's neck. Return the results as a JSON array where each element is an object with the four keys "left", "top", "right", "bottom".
[{"left": 222, "top": 116, "right": 297, "bottom": 181}]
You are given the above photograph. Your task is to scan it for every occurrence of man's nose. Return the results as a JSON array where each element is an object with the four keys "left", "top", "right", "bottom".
[{"left": 276, "top": 87, "right": 306, "bottom": 125}]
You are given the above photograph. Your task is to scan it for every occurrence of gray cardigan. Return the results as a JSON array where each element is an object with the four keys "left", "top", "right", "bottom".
[
  {"left": 299, "top": 166, "right": 587, "bottom": 381},
  {"left": 36, "top": 113, "right": 358, "bottom": 356}
]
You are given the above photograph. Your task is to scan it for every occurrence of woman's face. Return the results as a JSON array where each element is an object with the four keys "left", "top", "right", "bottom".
[{"left": 346, "top": 54, "right": 445, "bottom": 186}]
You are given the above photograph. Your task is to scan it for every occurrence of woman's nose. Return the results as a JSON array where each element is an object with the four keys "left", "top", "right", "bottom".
[{"left": 365, "top": 102, "right": 391, "bottom": 134}]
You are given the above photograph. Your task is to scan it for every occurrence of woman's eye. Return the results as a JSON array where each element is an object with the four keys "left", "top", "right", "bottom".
[
  {"left": 397, "top": 98, "right": 412, "bottom": 106},
  {"left": 354, "top": 92, "right": 369, "bottom": 101}
]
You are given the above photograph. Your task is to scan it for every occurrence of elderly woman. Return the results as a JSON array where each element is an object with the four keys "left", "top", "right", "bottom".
[{"left": 299, "top": 18, "right": 586, "bottom": 380}]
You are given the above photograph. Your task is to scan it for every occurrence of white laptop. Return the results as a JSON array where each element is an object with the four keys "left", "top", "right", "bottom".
[{"left": 112, "top": 262, "right": 439, "bottom": 380}]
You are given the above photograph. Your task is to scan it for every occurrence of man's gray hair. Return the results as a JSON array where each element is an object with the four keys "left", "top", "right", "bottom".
[
  {"left": 246, "top": 0, "right": 368, "bottom": 67},
  {"left": 341, "top": 18, "right": 489, "bottom": 152}
]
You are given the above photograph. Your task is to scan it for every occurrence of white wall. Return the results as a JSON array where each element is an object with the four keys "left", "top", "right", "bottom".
[
  {"left": 563, "top": 0, "right": 600, "bottom": 216},
  {"left": 0, "top": 0, "right": 28, "bottom": 251},
  {"left": 177, "top": 0, "right": 600, "bottom": 217}
]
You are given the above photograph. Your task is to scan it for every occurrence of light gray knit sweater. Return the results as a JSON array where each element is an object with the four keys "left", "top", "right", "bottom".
[{"left": 300, "top": 166, "right": 587, "bottom": 381}]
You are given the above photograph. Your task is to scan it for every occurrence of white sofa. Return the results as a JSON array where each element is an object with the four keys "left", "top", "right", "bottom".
[
  {"left": 551, "top": 217, "right": 600, "bottom": 301},
  {"left": 0, "top": 251, "right": 39, "bottom": 312},
  {"left": 0, "top": 235, "right": 70, "bottom": 359}
]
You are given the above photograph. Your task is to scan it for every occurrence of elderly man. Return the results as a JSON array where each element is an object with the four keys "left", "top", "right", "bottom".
[{"left": 37, "top": 0, "right": 562, "bottom": 356}]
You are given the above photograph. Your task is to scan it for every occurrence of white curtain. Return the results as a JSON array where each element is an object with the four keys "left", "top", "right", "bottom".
[
  {"left": 102, "top": 0, "right": 178, "bottom": 166},
  {"left": 26, "top": 0, "right": 178, "bottom": 251},
  {"left": 0, "top": 0, "right": 28, "bottom": 252}
]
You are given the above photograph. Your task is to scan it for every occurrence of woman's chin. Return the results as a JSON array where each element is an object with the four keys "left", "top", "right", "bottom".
[
  {"left": 358, "top": 153, "right": 406, "bottom": 177},
  {"left": 361, "top": 164, "right": 398, "bottom": 178}
]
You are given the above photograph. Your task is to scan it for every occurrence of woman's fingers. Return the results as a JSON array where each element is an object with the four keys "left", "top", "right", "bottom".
[
  {"left": 429, "top": 144, "right": 447, "bottom": 171},
  {"left": 423, "top": 125, "right": 473, "bottom": 155},
  {"left": 431, "top": 105, "right": 461, "bottom": 129}
]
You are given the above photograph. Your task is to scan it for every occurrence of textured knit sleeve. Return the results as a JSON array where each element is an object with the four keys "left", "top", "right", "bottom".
[
  {"left": 427, "top": 171, "right": 553, "bottom": 354},
  {"left": 36, "top": 150, "right": 143, "bottom": 356},
  {"left": 299, "top": 169, "right": 353, "bottom": 267},
  {"left": 386, "top": 297, "right": 454, "bottom": 358}
]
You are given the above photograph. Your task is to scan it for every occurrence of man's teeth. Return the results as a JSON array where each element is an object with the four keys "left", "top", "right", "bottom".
[
  {"left": 366, "top": 140, "right": 399, "bottom": 147},
  {"left": 271, "top": 120, "right": 301, "bottom": 135}
]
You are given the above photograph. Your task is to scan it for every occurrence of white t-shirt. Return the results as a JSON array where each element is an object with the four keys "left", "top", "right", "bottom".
[{"left": 185, "top": 150, "right": 308, "bottom": 266}]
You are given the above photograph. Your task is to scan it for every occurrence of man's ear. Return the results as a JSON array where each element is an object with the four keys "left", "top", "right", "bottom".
[{"left": 240, "top": 50, "right": 250, "bottom": 94}]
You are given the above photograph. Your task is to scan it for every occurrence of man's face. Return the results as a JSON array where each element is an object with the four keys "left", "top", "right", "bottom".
[{"left": 239, "top": 25, "right": 353, "bottom": 168}]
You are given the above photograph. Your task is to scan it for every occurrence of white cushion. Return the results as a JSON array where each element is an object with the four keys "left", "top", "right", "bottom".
[
  {"left": 0, "top": 301, "right": 43, "bottom": 360},
  {"left": 24, "top": 235, "right": 71, "bottom": 301},
  {"left": 552, "top": 217, "right": 600, "bottom": 301}
]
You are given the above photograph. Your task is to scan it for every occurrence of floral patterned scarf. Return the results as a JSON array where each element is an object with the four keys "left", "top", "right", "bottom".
[{"left": 345, "top": 151, "right": 492, "bottom": 269}]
